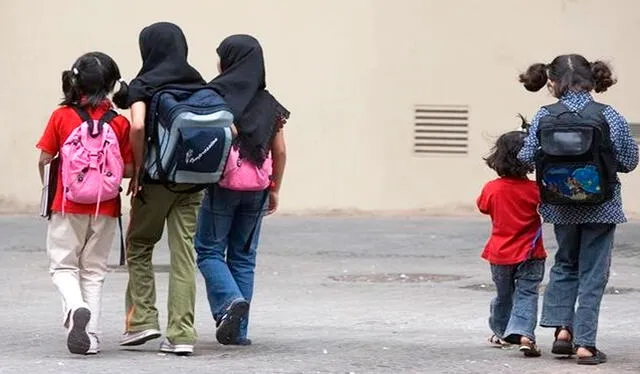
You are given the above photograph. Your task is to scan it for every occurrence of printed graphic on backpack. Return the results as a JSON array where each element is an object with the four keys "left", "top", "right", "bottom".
[
  {"left": 535, "top": 101, "right": 616, "bottom": 205},
  {"left": 60, "top": 108, "right": 124, "bottom": 216}
]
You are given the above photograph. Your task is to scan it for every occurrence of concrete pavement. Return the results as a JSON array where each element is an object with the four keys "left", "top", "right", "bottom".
[{"left": 1, "top": 215, "right": 639, "bottom": 373}]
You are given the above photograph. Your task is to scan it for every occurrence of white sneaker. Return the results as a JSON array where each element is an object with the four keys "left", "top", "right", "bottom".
[
  {"left": 67, "top": 307, "right": 91, "bottom": 355},
  {"left": 86, "top": 333, "right": 100, "bottom": 355},
  {"left": 160, "top": 338, "right": 194, "bottom": 356},
  {"left": 119, "top": 329, "right": 162, "bottom": 346}
]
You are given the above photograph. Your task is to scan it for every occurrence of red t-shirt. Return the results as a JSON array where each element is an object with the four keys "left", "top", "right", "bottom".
[
  {"left": 36, "top": 101, "right": 133, "bottom": 217},
  {"left": 477, "top": 177, "right": 546, "bottom": 265}
]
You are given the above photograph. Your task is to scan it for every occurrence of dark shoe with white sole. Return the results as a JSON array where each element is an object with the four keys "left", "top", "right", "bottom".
[
  {"left": 119, "top": 329, "right": 162, "bottom": 346},
  {"left": 160, "top": 338, "right": 194, "bottom": 356},
  {"left": 216, "top": 298, "right": 250, "bottom": 345}
]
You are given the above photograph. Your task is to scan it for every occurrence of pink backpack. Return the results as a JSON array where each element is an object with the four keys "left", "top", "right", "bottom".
[
  {"left": 60, "top": 107, "right": 124, "bottom": 216},
  {"left": 219, "top": 145, "right": 272, "bottom": 191}
]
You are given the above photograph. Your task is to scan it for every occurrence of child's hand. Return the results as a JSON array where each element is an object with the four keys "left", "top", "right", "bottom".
[
  {"left": 231, "top": 124, "right": 238, "bottom": 138},
  {"left": 127, "top": 175, "right": 141, "bottom": 197},
  {"left": 266, "top": 191, "right": 279, "bottom": 215}
]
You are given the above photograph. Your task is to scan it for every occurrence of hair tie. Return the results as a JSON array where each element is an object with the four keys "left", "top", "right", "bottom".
[
  {"left": 72, "top": 67, "right": 79, "bottom": 76},
  {"left": 119, "top": 78, "right": 126, "bottom": 83},
  {"left": 567, "top": 56, "right": 574, "bottom": 71}
]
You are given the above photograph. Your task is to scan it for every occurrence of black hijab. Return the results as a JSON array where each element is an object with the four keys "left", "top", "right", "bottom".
[
  {"left": 209, "top": 34, "right": 289, "bottom": 167},
  {"left": 126, "top": 22, "right": 206, "bottom": 107}
]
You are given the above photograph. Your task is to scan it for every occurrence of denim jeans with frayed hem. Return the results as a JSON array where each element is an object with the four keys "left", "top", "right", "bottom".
[
  {"left": 195, "top": 185, "right": 267, "bottom": 340},
  {"left": 540, "top": 223, "right": 615, "bottom": 347},
  {"left": 489, "top": 259, "right": 545, "bottom": 344}
]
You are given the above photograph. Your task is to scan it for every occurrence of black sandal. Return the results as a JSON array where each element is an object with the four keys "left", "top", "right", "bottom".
[
  {"left": 551, "top": 326, "right": 575, "bottom": 355},
  {"left": 577, "top": 346, "right": 607, "bottom": 365}
]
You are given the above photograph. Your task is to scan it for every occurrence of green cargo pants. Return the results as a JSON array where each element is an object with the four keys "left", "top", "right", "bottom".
[{"left": 124, "top": 183, "right": 203, "bottom": 345}]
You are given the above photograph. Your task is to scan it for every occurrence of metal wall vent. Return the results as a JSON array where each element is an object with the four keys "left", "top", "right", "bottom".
[
  {"left": 413, "top": 105, "right": 469, "bottom": 156},
  {"left": 629, "top": 123, "right": 640, "bottom": 142}
]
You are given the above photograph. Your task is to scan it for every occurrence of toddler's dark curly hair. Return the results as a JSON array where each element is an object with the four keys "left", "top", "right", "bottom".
[{"left": 484, "top": 115, "right": 533, "bottom": 178}]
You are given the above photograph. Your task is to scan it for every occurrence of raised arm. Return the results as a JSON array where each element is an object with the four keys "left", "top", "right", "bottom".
[{"left": 518, "top": 108, "right": 549, "bottom": 166}]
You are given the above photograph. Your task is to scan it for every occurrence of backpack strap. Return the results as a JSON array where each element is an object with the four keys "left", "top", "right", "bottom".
[
  {"left": 99, "top": 109, "right": 118, "bottom": 124},
  {"left": 71, "top": 106, "right": 118, "bottom": 138},
  {"left": 90, "top": 110, "right": 118, "bottom": 139},
  {"left": 147, "top": 92, "right": 169, "bottom": 183},
  {"left": 542, "top": 102, "right": 571, "bottom": 117},
  {"left": 579, "top": 101, "right": 607, "bottom": 120},
  {"left": 71, "top": 105, "right": 92, "bottom": 124}
]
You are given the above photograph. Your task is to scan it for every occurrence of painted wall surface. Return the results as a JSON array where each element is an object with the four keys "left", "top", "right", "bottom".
[{"left": 2, "top": 0, "right": 639, "bottom": 214}]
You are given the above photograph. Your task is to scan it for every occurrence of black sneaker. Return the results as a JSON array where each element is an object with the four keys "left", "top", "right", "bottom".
[
  {"left": 216, "top": 298, "right": 249, "bottom": 345},
  {"left": 67, "top": 307, "right": 91, "bottom": 354}
]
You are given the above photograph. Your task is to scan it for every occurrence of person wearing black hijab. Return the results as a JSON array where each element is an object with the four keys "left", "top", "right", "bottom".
[
  {"left": 118, "top": 22, "right": 205, "bottom": 356},
  {"left": 209, "top": 34, "right": 290, "bottom": 167},
  {"left": 195, "top": 34, "right": 289, "bottom": 346},
  {"left": 124, "top": 22, "right": 206, "bottom": 107}
]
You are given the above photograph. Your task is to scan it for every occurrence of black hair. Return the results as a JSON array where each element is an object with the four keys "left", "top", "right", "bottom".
[
  {"left": 518, "top": 54, "right": 616, "bottom": 97},
  {"left": 484, "top": 117, "right": 533, "bottom": 178},
  {"left": 60, "top": 52, "right": 129, "bottom": 108},
  {"left": 518, "top": 113, "right": 531, "bottom": 134}
]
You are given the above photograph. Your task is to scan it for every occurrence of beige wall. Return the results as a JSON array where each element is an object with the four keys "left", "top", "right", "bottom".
[{"left": 2, "top": 0, "right": 639, "bottom": 214}]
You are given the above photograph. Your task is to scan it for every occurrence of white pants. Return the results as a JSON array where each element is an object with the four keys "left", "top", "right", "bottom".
[{"left": 47, "top": 213, "right": 116, "bottom": 335}]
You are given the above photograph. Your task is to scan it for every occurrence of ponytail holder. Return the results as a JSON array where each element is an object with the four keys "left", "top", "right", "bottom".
[{"left": 72, "top": 67, "right": 79, "bottom": 76}]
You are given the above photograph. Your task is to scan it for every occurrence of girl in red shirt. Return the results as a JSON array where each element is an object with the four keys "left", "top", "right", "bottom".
[
  {"left": 477, "top": 119, "right": 547, "bottom": 357},
  {"left": 36, "top": 52, "right": 133, "bottom": 355}
]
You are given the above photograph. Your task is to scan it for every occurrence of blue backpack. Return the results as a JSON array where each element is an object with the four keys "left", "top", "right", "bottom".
[{"left": 144, "top": 88, "right": 234, "bottom": 186}]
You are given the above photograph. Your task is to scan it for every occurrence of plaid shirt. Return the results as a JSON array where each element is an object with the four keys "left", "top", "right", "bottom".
[{"left": 518, "top": 90, "right": 639, "bottom": 225}]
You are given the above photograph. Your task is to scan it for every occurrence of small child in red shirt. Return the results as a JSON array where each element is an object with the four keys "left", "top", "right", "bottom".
[
  {"left": 477, "top": 118, "right": 547, "bottom": 357},
  {"left": 36, "top": 52, "right": 133, "bottom": 355}
]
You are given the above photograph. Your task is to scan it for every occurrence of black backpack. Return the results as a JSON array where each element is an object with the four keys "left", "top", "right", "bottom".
[{"left": 535, "top": 101, "right": 617, "bottom": 205}]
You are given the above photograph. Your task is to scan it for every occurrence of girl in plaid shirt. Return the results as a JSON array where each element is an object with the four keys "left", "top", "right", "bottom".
[{"left": 518, "top": 54, "right": 638, "bottom": 365}]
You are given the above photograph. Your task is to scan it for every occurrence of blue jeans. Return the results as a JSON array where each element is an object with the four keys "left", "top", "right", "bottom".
[
  {"left": 541, "top": 223, "right": 615, "bottom": 347},
  {"left": 194, "top": 185, "right": 268, "bottom": 340},
  {"left": 489, "top": 259, "right": 545, "bottom": 343}
]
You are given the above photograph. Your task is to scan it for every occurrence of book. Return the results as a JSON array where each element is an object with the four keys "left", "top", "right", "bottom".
[{"left": 40, "top": 157, "right": 59, "bottom": 219}]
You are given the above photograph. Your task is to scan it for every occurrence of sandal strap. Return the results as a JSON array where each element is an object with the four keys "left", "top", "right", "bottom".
[
  {"left": 577, "top": 345, "right": 598, "bottom": 355},
  {"left": 554, "top": 326, "right": 573, "bottom": 340}
]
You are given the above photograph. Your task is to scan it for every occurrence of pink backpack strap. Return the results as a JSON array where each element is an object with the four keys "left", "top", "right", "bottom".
[{"left": 92, "top": 110, "right": 119, "bottom": 218}]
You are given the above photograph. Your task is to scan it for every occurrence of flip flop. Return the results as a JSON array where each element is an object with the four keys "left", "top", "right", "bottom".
[
  {"left": 487, "top": 335, "right": 510, "bottom": 348},
  {"left": 519, "top": 340, "right": 542, "bottom": 357},
  {"left": 577, "top": 347, "right": 607, "bottom": 365}
]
